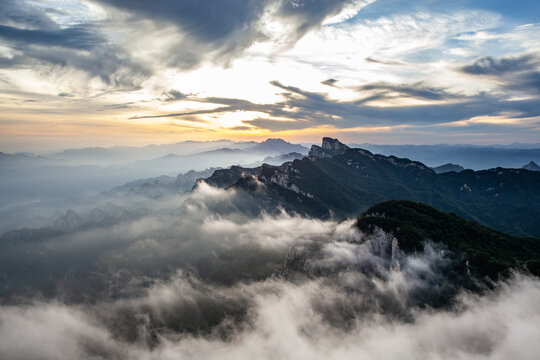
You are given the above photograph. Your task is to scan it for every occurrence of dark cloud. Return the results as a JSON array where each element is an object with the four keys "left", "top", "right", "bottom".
[
  {"left": 460, "top": 55, "right": 539, "bottom": 75},
  {"left": 0, "top": 0, "right": 57, "bottom": 29},
  {"left": 260, "top": 81, "right": 540, "bottom": 129},
  {"left": 365, "top": 56, "right": 405, "bottom": 65},
  {"left": 131, "top": 97, "right": 274, "bottom": 120},
  {"left": 93, "top": 0, "right": 269, "bottom": 43},
  {"left": 357, "top": 82, "right": 455, "bottom": 101},
  {"left": 321, "top": 78, "right": 339, "bottom": 87},
  {"left": 460, "top": 54, "right": 540, "bottom": 95},
  {"left": 0, "top": 0, "right": 370, "bottom": 96},
  {"left": 162, "top": 89, "right": 188, "bottom": 102},
  {"left": 91, "top": 0, "right": 363, "bottom": 69},
  {"left": 0, "top": 24, "right": 104, "bottom": 50},
  {"left": 0, "top": 1, "right": 148, "bottom": 91},
  {"left": 276, "top": 0, "right": 361, "bottom": 40},
  {"left": 228, "top": 126, "right": 253, "bottom": 131},
  {"left": 508, "top": 71, "right": 540, "bottom": 94},
  {"left": 134, "top": 80, "right": 540, "bottom": 131},
  {"left": 246, "top": 117, "right": 310, "bottom": 131}
]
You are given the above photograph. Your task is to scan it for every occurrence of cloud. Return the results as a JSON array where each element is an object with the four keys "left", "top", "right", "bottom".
[
  {"left": 133, "top": 79, "right": 540, "bottom": 132},
  {"left": 1, "top": 176, "right": 540, "bottom": 359},
  {"left": 88, "top": 0, "right": 369, "bottom": 71},
  {"left": 321, "top": 78, "right": 339, "bottom": 87},
  {"left": 0, "top": 276, "right": 530, "bottom": 359},
  {"left": 356, "top": 81, "right": 456, "bottom": 101},
  {"left": 0, "top": 1, "right": 148, "bottom": 92},
  {"left": 275, "top": 0, "right": 371, "bottom": 41},
  {"left": 0, "top": 24, "right": 104, "bottom": 50},
  {"left": 228, "top": 126, "right": 253, "bottom": 131},
  {"left": 0, "top": 183, "right": 334, "bottom": 299},
  {"left": 365, "top": 56, "right": 405, "bottom": 65},
  {"left": 161, "top": 89, "right": 187, "bottom": 102},
  {"left": 460, "top": 55, "right": 540, "bottom": 75},
  {"left": 0, "top": 0, "right": 58, "bottom": 29},
  {"left": 460, "top": 54, "right": 540, "bottom": 95},
  {"left": 1, "top": 213, "right": 540, "bottom": 359}
]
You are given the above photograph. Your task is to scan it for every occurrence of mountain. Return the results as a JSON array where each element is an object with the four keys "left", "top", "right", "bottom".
[
  {"left": 353, "top": 144, "right": 540, "bottom": 170},
  {"left": 0, "top": 152, "right": 63, "bottom": 168},
  {"left": 308, "top": 137, "right": 350, "bottom": 158},
  {"left": 356, "top": 200, "right": 540, "bottom": 277},
  {"left": 262, "top": 152, "right": 304, "bottom": 165},
  {"left": 51, "top": 209, "right": 84, "bottom": 231},
  {"left": 47, "top": 139, "right": 307, "bottom": 166},
  {"left": 431, "top": 163, "right": 465, "bottom": 174},
  {"left": 107, "top": 168, "right": 219, "bottom": 198},
  {"left": 204, "top": 166, "right": 261, "bottom": 188},
  {"left": 522, "top": 161, "right": 540, "bottom": 171},
  {"left": 202, "top": 138, "right": 540, "bottom": 237},
  {"left": 249, "top": 138, "right": 309, "bottom": 155},
  {"left": 281, "top": 200, "right": 540, "bottom": 310},
  {"left": 51, "top": 140, "right": 238, "bottom": 165}
]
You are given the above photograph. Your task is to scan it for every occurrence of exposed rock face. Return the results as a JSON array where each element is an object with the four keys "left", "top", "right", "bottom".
[
  {"left": 322, "top": 137, "right": 350, "bottom": 151},
  {"left": 308, "top": 137, "right": 350, "bottom": 158},
  {"left": 259, "top": 164, "right": 313, "bottom": 198},
  {"left": 197, "top": 137, "right": 540, "bottom": 237}
]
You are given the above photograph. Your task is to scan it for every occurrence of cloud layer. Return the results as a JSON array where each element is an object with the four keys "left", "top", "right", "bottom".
[{"left": 1, "top": 183, "right": 540, "bottom": 359}]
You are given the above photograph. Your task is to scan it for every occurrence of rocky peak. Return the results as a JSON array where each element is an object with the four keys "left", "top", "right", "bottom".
[
  {"left": 321, "top": 137, "right": 350, "bottom": 151},
  {"left": 309, "top": 137, "right": 350, "bottom": 158}
]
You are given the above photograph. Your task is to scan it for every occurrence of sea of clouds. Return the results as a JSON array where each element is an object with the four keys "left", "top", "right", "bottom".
[{"left": 1, "top": 183, "right": 539, "bottom": 359}]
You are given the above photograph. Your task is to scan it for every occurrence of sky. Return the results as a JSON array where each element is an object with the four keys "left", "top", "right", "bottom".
[{"left": 0, "top": 0, "right": 540, "bottom": 152}]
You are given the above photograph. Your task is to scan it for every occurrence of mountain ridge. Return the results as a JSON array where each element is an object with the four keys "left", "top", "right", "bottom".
[{"left": 201, "top": 138, "right": 540, "bottom": 237}]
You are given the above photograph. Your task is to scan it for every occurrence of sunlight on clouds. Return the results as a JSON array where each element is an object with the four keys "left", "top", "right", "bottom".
[
  {"left": 447, "top": 114, "right": 540, "bottom": 127},
  {"left": 0, "top": 0, "right": 539, "bottom": 149},
  {"left": 204, "top": 111, "right": 270, "bottom": 128}
]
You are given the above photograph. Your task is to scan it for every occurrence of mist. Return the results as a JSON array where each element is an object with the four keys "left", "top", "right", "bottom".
[
  {"left": 0, "top": 139, "right": 308, "bottom": 233},
  {"left": 1, "top": 181, "right": 539, "bottom": 359}
]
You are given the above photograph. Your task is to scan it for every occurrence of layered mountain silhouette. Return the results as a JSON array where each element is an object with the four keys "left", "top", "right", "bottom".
[
  {"left": 200, "top": 137, "right": 540, "bottom": 237},
  {"left": 431, "top": 163, "right": 465, "bottom": 174}
]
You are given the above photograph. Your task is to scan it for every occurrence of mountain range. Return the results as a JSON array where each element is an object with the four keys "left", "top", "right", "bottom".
[
  {"left": 0, "top": 138, "right": 309, "bottom": 232},
  {"left": 354, "top": 143, "right": 540, "bottom": 170},
  {"left": 200, "top": 138, "right": 540, "bottom": 237}
]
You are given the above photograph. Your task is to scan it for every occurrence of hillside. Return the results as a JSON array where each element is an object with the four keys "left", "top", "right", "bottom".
[{"left": 357, "top": 200, "right": 540, "bottom": 278}]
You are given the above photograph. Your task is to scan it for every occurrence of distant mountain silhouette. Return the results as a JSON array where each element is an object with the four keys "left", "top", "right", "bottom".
[
  {"left": 522, "top": 161, "right": 540, "bottom": 171},
  {"left": 431, "top": 163, "right": 465, "bottom": 174}
]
